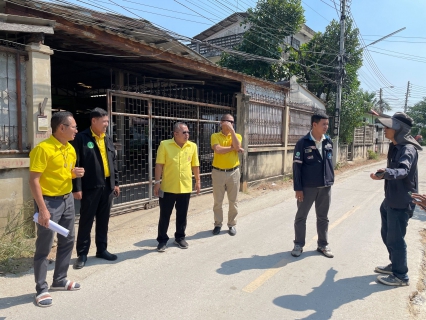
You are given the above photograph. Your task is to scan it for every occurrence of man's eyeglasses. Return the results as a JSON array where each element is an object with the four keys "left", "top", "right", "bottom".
[
  {"left": 182, "top": 131, "right": 190, "bottom": 134},
  {"left": 222, "top": 120, "right": 234, "bottom": 124},
  {"left": 62, "top": 124, "right": 78, "bottom": 130}
]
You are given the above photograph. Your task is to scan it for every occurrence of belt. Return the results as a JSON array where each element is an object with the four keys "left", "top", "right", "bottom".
[
  {"left": 212, "top": 166, "right": 239, "bottom": 172},
  {"left": 43, "top": 193, "right": 71, "bottom": 200}
]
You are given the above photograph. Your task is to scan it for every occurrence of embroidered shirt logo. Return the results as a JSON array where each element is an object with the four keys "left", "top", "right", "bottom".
[{"left": 87, "top": 142, "right": 94, "bottom": 149}]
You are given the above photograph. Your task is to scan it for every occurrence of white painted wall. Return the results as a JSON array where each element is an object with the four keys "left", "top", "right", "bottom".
[{"left": 288, "top": 76, "right": 326, "bottom": 110}]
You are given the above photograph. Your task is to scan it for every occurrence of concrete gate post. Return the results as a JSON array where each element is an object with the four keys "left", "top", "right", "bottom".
[
  {"left": 236, "top": 93, "right": 250, "bottom": 192},
  {"left": 25, "top": 43, "right": 53, "bottom": 149}
]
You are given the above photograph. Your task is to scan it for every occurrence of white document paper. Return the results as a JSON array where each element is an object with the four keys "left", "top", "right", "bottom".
[{"left": 33, "top": 212, "right": 70, "bottom": 237}]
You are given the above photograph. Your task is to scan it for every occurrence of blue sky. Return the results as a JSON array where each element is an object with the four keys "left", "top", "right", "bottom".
[{"left": 57, "top": 0, "right": 426, "bottom": 112}]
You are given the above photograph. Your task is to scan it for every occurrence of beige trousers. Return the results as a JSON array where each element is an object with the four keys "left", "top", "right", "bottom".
[{"left": 212, "top": 168, "right": 240, "bottom": 227}]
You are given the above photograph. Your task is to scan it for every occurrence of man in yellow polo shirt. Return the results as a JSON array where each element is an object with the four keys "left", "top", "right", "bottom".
[
  {"left": 154, "top": 122, "right": 200, "bottom": 252},
  {"left": 29, "top": 111, "right": 85, "bottom": 307},
  {"left": 211, "top": 114, "right": 244, "bottom": 236},
  {"left": 71, "top": 108, "right": 120, "bottom": 269}
]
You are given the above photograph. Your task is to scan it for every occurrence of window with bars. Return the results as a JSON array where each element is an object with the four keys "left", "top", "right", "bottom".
[{"left": 0, "top": 51, "right": 27, "bottom": 152}]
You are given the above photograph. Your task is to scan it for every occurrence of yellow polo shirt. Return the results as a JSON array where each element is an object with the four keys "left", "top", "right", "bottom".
[
  {"left": 91, "top": 128, "right": 110, "bottom": 178},
  {"left": 29, "top": 135, "right": 77, "bottom": 196},
  {"left": 211, "top": 132, "right": 242, "bottom": 169},
  {"left": 156, "top": 138, "right": 199, "bottom": 194}
]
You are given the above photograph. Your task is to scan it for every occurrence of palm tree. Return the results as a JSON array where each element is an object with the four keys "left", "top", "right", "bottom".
[{"left": 360, "top": 90, "right": 391, "bottom": 114}]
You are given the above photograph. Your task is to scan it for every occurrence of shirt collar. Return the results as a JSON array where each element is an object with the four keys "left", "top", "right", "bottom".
[
  {"left": 91, "top": 128, "right": 105, "bottom": 139},
  {"left": 49, "top": 135, "right": 68, "bottom": 149},
  {"left": 170, "top": 138, "right": 189, "bottom": 148},
  {"left": 310, "top": 131, "right": 325, "bottom": 143}
]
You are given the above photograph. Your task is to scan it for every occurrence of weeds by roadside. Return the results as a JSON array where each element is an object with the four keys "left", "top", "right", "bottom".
[
  {"left": 367, "top": 150, "right": 379, "bottom": 160},
  {"left": 0, "top": 200, "right": 35, "bottom": 275}
]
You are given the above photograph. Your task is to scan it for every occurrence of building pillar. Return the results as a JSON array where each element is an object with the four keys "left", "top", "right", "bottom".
[{"left": 25, "top": 43, "right": 53, "bottom": 149}]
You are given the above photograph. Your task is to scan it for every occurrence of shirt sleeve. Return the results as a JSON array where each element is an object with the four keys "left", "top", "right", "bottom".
[
  {"left": 211, "top": 133, "right": 219, "bottom": 147},
  {"left": 384, "top": 145, "right": 416, "bottom": 180},
  {"left": 293, "top": 140, "right": 304, "bottom": 191},
  {"left": 29, "top": 146, "right": 48, "bottom": 173},
  {"left": 236, "top": 133, "right": 242, "bottom": 143},
  {"left": 156, "top": 141, "right": 166, "bottom": 164},
  {"left": 191, "top": 144, "right": 200, "bottom": 167}
]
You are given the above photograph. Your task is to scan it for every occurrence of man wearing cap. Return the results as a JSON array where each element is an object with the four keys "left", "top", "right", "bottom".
[
  {"left": 211, "top": 114, "right": 243, "bottom": 236},
  {"left": 370, "top": 112, "right": 422, "bottom": 286},
  {"left": 291, "top": 112, "right": 335, "bottom": 258}
]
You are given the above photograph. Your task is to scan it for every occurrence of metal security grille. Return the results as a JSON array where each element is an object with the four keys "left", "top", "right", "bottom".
[
  {"left": 0, "top": 50, "right": 27, "bottom": 152},
  {"left": 248, "top": 102, "right": 283, "bottom": 146},
  {"left": 108, "top": 90, "right": 235, "bottom": 211},
  {"left": 288, "top": 107, "right": 316, "bottom": 145}
]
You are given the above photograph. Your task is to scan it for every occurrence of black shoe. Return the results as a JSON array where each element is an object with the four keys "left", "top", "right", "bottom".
[
  {"left": 157, "top": 243, "right": 167, "bottom": 252},
  {"left": 228, "top": 226, "right": 237, "bottom": 236},
  {"left": 73, "top": 255, "right": 87, "bottom": 269},
  {"left": 212, "top": 226, "right": 221, "bottom": 235},
  {"left": 95, "top": 250, "right": 117, "bottom": 261},
  {"left": 174, "top": 239, "right": 188, "bottom": 249}
]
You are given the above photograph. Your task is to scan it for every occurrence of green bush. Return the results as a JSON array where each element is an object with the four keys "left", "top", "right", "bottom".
[{"left": 367, "top": 150, "right": 378, "bottom": 160}]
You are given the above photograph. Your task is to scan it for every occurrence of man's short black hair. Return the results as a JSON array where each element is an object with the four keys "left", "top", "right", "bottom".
[
  {"left": 90, "top": 108, "right": 108, "bottom": 121},
  {"left": 311, "top": 112, "right": 329, "bottom": 126},
  {"left": 51, "top": 111, "right": 73, "bottom": 133}
]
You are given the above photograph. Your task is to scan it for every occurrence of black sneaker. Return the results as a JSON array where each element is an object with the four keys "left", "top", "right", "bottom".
[
  {"left": 174, "top": 239, "right": 188, "bottom": 249},
  {"left": 212, "top": 226, "right": 221, "bottom": 235},
  {"left": 377, "top": 274, "right": 409, "bottom": 286},
  {"left": 157, "top": 243, "right": 167, "bottom": 252},
  {"left": 375, "top": 264, "right": 393, "bottom": 275},
  {"left": 228, "top": 226, "right": 236, "bottom": 236}
]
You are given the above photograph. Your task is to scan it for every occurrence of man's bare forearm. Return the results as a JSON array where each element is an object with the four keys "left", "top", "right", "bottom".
[{"left": 154, "top": 163, "right": 164, "bottom": 181}]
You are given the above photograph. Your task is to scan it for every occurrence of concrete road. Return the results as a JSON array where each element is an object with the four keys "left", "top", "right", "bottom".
[{"left": 1, "top": 155, "right": 425, "bottom": 320}]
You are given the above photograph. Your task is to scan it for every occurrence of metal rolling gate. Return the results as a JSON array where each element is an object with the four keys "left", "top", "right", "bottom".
[{"left": 107, "top": 90, "right": 235, "bottom": 213}]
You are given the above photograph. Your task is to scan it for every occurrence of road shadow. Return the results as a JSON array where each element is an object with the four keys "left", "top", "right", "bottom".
[
  {"left": 186, "top": 230, "right": 218, "bottom": 240},
  {"left": 0, "top": 293, "right": 34, "bottom": 310},
  {"left": 217, "top": 250, "right": 318, "bottom": 275},
  {"left": 69, "top": 248, "right": 155, "bottom": 269},
  {"left": 133, "top": 230, "right": 217, "bottom": 248},
  {"left": 273, "top": 268, "right": 393, "bottom": 319},
  {"left": 412, "top": 206, "right": 426, "bottom": 222}
]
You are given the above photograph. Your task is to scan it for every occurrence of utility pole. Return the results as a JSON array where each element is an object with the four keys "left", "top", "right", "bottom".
[
  {"left": 379, "top": 88, "right": 382, "bottom": 114},
  {"left": 333, "top": 0, "right": 346, "bottom": 162},
  {"left": 404, "top": 81, "right": 410, "bottom": 112}
]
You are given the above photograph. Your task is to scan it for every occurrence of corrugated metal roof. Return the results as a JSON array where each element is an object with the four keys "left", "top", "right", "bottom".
[
  {"left": 5, "top": 0, "right": 208, "bottom": 60},
  {"left": 2, "top": 0, "right": 288, "bottom": 91}
]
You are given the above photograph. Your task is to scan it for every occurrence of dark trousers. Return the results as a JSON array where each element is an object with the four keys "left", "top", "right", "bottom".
[
  {"left": 380, "top": 201, "right": 412, "bottom": 281},
  {"left": 34, "top": 194, "right": 75, "bottom": 294},
  {"left": 157, "top": 192, "right": 191, "bottom": 244},
  {"left": 294, "top": 187, "right": 331, "bottom": 247},
  {"left": 76, "top": 182, "right": 114, "bottom": 256}
]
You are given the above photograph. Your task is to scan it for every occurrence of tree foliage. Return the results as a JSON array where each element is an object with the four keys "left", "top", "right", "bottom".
[
  {"left": 360, "top": 90, "right": 391, "bottom": 114},
  {"left": 407, "top": 97, "right": 426, "bottom": 137},
  {"left": 218, "top": 0, "right": 305, "bottom": 81},
  {"left": 288, "top": 18, "right": 367, "bottom": 142}
]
